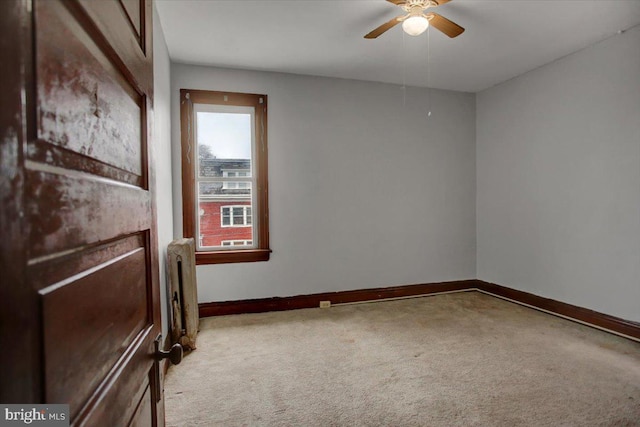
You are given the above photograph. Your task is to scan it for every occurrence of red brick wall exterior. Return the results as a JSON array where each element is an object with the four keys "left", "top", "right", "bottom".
[{"left": 199, "top": 200, "right": 252, "bottom": 247}]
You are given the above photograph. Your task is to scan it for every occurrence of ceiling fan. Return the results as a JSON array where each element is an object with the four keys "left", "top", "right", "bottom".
[{"left": 365, "top": 0, "right": 465, "bottom": 39}]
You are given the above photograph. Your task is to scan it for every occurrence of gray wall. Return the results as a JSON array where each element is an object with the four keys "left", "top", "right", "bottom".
[
  {"left": 153, "top": 7, "right": 174, "bottom": 339},
  {"left": 171, "top": 65, "right": 477, "bottom": 303},
  {"left": 477, "top": 26, "right": 640, "bottom": 322}
]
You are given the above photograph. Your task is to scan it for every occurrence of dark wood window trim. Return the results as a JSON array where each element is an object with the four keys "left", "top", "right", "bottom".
[{"left": 180, "top": 89, "right": 270, "bottom": 265}]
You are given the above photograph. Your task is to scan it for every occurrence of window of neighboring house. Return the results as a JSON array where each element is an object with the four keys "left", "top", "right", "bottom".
[
  {"left": 221, "top": 206, "right": 252, "bottom": 227},
  {"left": 221, "top": 240, "right": 253, "bottom": 247},
  {"left": 181, "top": 89, "right": 270, "bottom": 264},
  {"left": 222, "top": 169, "right": 251, "bottom": 190}
]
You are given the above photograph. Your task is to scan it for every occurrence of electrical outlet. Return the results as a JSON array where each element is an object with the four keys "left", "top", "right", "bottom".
[{"left": 319, "top": 301, "right": 331, "bottom": 309}]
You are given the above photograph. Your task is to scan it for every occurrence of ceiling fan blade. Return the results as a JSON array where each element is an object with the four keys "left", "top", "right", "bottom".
[
  {"left": 426, "top": 12, "right": 465, "bottom": 38},
  {"left": 432, "top": 0, "right": 452, "bottom": 6},
  {"left": 364, "top": 15, "right": 405, "bottom": 39}
]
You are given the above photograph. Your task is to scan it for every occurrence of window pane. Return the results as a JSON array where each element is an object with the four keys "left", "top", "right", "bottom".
[
  {"left": 197, "top": 111, "right": 252, "bottom": 179},
  {"left": 198, "top": 183, "right": 253, "bottom": 249},
  {"left": 221, "top": 207, "right": 230, "bottom": 226},
  {"left": 232, "top": 207, "right": 244, "bottom": 225}
]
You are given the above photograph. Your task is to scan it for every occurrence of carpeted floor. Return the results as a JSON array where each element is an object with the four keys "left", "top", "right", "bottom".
[{"left": 164, "top": 291, "right": 640, "bottom": 426}]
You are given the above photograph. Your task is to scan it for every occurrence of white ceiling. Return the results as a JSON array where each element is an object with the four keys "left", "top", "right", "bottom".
[{"left": 155, "top": 0, "right": 640, "bottom": 93}]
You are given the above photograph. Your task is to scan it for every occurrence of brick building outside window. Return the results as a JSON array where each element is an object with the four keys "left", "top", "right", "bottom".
[{"left": 198, "top": 158, "right": 253, "bottom": 248}]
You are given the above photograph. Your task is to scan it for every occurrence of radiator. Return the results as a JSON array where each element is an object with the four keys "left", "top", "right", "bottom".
[{"left": 168, "top": 238, "right": 199, "bottom": 350}]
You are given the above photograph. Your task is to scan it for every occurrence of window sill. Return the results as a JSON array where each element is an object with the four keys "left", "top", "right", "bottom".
[{"left": 195, "top": 249, "right": 271, "bottom": 265}]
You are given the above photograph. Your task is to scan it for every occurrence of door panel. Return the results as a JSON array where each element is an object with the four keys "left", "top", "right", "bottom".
[
  {"left": 36, "top": 0, "right": 145, "bottom": 178},
  {"left": 0, "top": 0, "right": 163, "bottom": 425},
  {"left": 28, "top": 234, "right": 146, "bottom": 291},
  {"left": 80, "top": 341, "right": 157, "bottom": 426},
  {"left": 26, "top": 169, "right": 151, "bottom": 258},
  {"left": 78, "top": 0, "right": 152, "bottom": 91},
  {"left": 130, "top": 385, "right": 154, "bottom": 427},
  {"left": 120, "top": 0, "right": 144, "bottom": 41},
  {"left": 41, "top": 245, "right": 149, "bottom": 417}
]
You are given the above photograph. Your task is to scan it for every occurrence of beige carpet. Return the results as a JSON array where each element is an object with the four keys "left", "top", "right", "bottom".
[{"left": 164, "top": 291, "right": 640, "bottom": 426}]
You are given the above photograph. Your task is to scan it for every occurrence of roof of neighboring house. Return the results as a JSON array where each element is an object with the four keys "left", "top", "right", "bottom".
[
  {"left": 199, "top": 158, "right": 251, "bottom": 199},
  {"left": 200, "top": 158, "right": 250, "bottom": 178}
]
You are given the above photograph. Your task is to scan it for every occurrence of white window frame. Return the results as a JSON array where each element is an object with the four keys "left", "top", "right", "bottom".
[
  {"left": 193, "top": 104, "right": 258, "bottom": 251},
  {"left": 220, "top": 205, "right": 252, "bottom": 228}
]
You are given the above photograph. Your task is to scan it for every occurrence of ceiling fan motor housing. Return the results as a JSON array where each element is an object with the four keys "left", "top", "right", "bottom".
[{"left": 402, "top": 0, "right": 437, "bottom": 12}]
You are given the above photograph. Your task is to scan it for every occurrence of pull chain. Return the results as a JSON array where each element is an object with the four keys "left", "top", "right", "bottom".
[
  {"left": 427, "top": 26, "right": 432, "bottom": 117},
  {"left": 402, "top": 30, "right": 407, "bottom": 108}
]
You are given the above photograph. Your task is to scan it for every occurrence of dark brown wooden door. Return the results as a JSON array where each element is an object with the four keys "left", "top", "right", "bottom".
[{"left": 0, "top": 0, "right": 164, "bottom": 425}]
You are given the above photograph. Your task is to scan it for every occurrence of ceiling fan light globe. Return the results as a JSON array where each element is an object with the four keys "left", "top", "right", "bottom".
[{"left": 402, "top": 16, "right": 429, "bottom": 36}]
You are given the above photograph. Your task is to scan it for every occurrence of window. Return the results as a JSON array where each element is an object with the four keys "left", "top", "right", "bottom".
[
  {"left": 222, "top": 170, "right": 252, "bottom": 190},
  {"left": 221, "top": 240, "right": 253, "bottom": 247},
  {"left": 181, "top": 90, "right": 270, "bottom": 264},
  {"left": 221, "top": 206, "right": 252, "bottom": 227}
]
